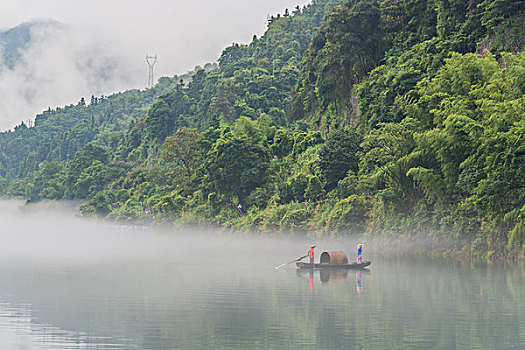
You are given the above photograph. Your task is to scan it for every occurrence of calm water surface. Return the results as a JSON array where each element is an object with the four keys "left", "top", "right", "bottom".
[{"left": 0, "top": 202, "right": 524, "bottom": 349}]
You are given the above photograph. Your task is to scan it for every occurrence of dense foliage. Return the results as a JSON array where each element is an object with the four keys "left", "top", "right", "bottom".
[{"left": 0, "top": 0, "right": 524, "bottom": 258}]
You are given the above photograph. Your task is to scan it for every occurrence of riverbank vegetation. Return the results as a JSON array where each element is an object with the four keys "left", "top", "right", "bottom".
[{"left": 0, "top": 0, "right": 524, "bottom": 258}]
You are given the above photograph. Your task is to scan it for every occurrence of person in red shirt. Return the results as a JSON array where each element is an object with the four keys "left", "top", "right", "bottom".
[{"left": 308, "top": 245, "right": 316, "bottom": 267}]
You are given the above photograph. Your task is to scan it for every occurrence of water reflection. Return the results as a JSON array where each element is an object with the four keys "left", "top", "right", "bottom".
[
  {"left": 0, "top": 301, "right": 135, "bottom": 349},
  {"left": 296, "top": 268, "right": 370, "bottom": 292},
  {"left": 356, "top": 270, "right": 362, "bottom": 294},
  {"left": 1, "top": 254, "right": 525, "bottom": 349},
  {"left": 319, "top": 269, "right": 348, "bottom": 283}
]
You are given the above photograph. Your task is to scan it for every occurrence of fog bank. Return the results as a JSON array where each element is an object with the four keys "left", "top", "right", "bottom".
[
  {"left": 0, "top": 200, "right": 370, "bottom": 267},
  {"left": 0, "top": 0, "right": 312, "bottom": 130},
  {"left": 0, "top": 20, "right": 139, "bottom": 130}
]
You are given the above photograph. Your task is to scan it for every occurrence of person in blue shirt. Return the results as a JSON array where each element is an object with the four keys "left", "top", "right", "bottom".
[{"left": 357, "top": 244, "right": 363, "bottom": 264}]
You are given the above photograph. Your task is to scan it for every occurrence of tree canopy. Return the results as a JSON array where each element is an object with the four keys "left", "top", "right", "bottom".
[{"left": 1, "top": 0, "right": 524, "bottom": 257}]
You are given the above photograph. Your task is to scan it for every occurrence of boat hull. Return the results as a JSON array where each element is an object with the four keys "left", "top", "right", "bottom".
[{"left": 296, "top": 261, "right": 371, "bottom": 269}]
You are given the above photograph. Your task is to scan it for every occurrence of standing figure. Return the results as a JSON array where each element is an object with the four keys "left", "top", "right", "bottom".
[
  {"left": 237, "top": 203, "right": 243, "bottom": 216},
  {"left": 308, "top": 245, "right": 316, "bottom": 267},
  {"left": 357, "top": 244, "right": 363, "bottom": 264}
]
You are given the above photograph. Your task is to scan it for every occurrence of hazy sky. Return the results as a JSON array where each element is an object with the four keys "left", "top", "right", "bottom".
[
  {"left": 2, "top": 0, "right": 311, "bottom": 76},
  {"left": 0, "top": 0, "right": 312, "bottom": 130}
]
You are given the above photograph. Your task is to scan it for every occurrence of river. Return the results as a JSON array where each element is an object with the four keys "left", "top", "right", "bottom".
[{"left": 0, "top": 201, "right": 523, "bottom": 349}]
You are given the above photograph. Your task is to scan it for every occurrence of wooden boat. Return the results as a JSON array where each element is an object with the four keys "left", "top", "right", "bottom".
[{"left": 296, "top": 261, "right": 371, "bottom": 269}]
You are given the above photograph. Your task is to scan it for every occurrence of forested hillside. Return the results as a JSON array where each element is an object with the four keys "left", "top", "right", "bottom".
[
  {"left": 1, "top": 0, "right": 524, "bottom": 258},
  {"left": 0, "top": 78, "right": 174, "bottom": 179}
]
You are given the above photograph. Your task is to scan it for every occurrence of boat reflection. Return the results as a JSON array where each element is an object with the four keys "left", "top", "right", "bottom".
[
  {"left": 296, "top": 268, "right": 370, "bottom": 291},
  {"left": 320, "top": 269, "right": 349, "bottom": 283}
]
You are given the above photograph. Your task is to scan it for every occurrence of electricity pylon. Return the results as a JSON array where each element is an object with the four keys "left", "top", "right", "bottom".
[{"left": 146, "top": 54, "right": 158, "bottom": 88}]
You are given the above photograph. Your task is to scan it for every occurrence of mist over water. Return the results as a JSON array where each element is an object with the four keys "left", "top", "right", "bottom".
[
  {"left": 0, "top": 200, "right": 363, "bottom": 266},
  {"left": 0, "top": 200, "right": 524, "bottom": 349}
]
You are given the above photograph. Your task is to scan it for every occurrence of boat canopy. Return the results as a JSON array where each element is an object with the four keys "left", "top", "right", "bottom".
[{"left": 320, "top": 251, "right": 348, "bottom": 264}]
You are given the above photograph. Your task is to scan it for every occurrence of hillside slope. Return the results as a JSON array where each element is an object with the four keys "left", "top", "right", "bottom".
[{"left": 1, "top": 0, "right": 524, "bottom": 258}]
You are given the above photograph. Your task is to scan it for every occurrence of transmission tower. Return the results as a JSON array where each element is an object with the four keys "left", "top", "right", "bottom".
[{"left": 146, "top": 54, "right": 158, "bottom": 87}]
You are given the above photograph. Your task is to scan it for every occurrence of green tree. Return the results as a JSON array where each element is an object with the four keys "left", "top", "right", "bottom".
[
  {"left": 161, "top": 127, "right": 204, "bottom": 187},
  {"left": 205, "top": 134, "right": 269, "bottom": 202},
  {"left": 318, "top": 128, "right": 363, "bottom": 190}
]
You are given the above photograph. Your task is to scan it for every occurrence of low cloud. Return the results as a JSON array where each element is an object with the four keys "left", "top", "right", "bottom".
[
  {"left": 0, "top": 19, "right": 142, "bottom": 130},
  {"left": 0, "top": 0, "right": 312, "bottom": 130}
]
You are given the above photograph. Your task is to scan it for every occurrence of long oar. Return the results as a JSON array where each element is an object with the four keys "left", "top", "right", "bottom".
[{"left": 275, "top": 255, "right": 308, "bottom": 269}]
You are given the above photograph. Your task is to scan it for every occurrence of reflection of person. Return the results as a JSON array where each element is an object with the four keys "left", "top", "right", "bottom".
[
  {"left": 308, "top": 269, "right": 314, "bottom": 290},
  {"left": 357, "top": 244, "right": 363, "bottom": 264},
  {"left": 308, "top": 245, "right": 316, "bottom": 267},
  {"left": 356, "top": 270, "right": 362, "bottom": 294}
]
